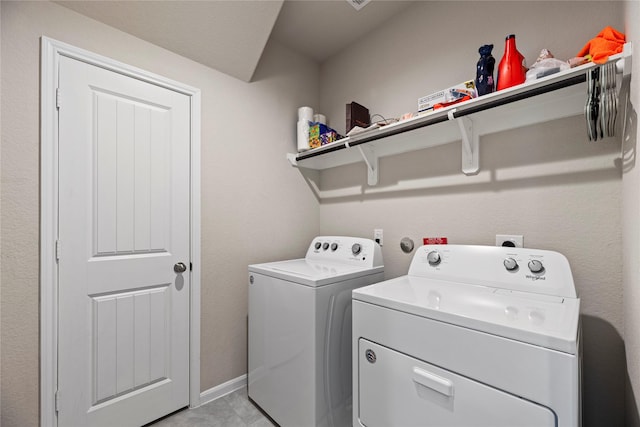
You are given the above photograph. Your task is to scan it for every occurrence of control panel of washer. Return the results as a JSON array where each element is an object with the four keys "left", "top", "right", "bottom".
[
  {"left": 409, "top": 245, "right": 576, "bottom": 298},
  {"left": 306, "top": 236, "right": 383, "bottom": 268}
]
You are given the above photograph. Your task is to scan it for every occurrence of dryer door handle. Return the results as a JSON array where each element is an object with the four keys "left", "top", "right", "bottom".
[{"left": 412, "top": 367, "right": 454, "bottom": 397}]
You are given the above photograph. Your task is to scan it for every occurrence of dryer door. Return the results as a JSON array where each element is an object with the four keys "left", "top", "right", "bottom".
[{"left": 358, "top": 339, "right": 556, "bottom": 427}]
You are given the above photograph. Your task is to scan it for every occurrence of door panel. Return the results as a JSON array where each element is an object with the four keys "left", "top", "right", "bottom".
[
  {"left": 93, "top": 91, "right": 170, "bottom": 256},
  {"left": 358, "top": 339, "right": 557, "bottom": 427},
  {"left": 58, "top": 55, "right": 190, "bottom": 427},
  {"left": 92, "top": 286, "right": 170, "bottom": 404}
]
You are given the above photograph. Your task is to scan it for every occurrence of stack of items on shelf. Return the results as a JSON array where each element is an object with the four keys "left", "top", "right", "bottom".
[
  {"left": 585, "top": 60, "right": 619, "bottom": 141},
  {"left": 417, "top": 80, "right": 478, "bottom": 113},
  {"left": 579, "top": 26, "right": 626, "bottom": 141},
  {"left": 296, "top": 106, "right": 340, "bottom": 152},
  {"left": 294, "top": 27, "right": 626, "bottom": 153},
  {"left": 415, "top": 26, "right": 625, "bottom": 115}
]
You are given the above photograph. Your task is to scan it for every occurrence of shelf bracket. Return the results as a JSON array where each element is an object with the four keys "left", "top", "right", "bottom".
[
  {"left": 286, "top": 152, "right": 298, "bottom": 167},
  {"left": 449, "top": 110, "right": 479, "bottom": 175},
  {"left": 356, "top": 145, "right": 379, "bottom": 185},
  {"left": 619, "top": 42, "right": 633, "bottom": 79}
]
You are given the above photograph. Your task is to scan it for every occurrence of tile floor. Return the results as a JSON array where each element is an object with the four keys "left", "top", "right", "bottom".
[{"left": 148, "top": 387, "right": 276, "bottom": 427}]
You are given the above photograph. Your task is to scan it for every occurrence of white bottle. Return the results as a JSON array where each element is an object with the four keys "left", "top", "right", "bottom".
[
  {"left": 297, "top": 106, "right": 313, "bottom": 152},
  {"left": 297, "top": 119, "right": 310, "bottom": 152}
]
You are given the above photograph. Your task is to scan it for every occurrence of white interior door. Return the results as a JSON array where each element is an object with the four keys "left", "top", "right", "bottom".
[{"left": 57, "top": 55, "right": 191, "bottom": 427}]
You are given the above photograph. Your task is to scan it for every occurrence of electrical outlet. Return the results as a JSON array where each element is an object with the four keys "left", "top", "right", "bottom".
[
  {"left": 374, "top": 229, "right": 383, "bottom": 246},
  {"left": 496, "top": 234, "right": 523, "bottom": 248}
]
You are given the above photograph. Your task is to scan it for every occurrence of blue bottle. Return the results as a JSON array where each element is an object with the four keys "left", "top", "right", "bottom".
[{"left": 476, "top": 44, "right": 495, "bottom": 96}]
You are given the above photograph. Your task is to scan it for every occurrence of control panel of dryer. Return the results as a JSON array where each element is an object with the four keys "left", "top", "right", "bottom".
[
  {"left": 409, "top": 245, "right": 577, "bottom": 298},
  {"left": 306, "top": 236, "right": 383, "bottom": 268}
]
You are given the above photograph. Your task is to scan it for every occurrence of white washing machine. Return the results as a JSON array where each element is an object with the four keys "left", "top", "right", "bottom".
[
  {"left": 352, "top": 244, "right": 581, "bottom": 427},
  {"left": 248, "top": 236, "right": 384, "bottom": 427}
]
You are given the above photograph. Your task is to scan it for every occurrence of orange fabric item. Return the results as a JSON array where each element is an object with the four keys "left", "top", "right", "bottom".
[{"left": 577, "top": 26, "right": 626, "bottom": 64}]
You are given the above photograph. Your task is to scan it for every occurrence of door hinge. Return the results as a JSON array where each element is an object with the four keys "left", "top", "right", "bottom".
[
  {"left": 55, "top": 389, "right": 60, "bottom": 412},
  {"left": 55, "top": 240, "right": 61, "bottom": 262},
  {"left": 56, "top": 88, "right": 61, "bottom": 109}
]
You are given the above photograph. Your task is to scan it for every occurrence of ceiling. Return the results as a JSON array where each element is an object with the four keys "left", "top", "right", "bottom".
[
  {"left": 55, "top": 0, "right": 414, "bottom": 82},
  {"left": 55, "top": 0, "right": 285, "bottom": 82},
  {"left": 270, "top": 0, "right": 414, "bottom": 63}
]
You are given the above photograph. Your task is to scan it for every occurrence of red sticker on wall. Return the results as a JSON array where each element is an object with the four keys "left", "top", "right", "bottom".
[{"left": 423, "top": 237, "right": 448, "bottom": 245}]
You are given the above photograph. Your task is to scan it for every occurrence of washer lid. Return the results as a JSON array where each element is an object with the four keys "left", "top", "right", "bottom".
[
  {"left": 249, "top": 259, "right": 383, "bottom": 287},
  {"left": 352, "top": 275, "right": 580, "bottom": 354}
]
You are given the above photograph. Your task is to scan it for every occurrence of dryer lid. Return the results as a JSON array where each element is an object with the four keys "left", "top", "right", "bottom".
[
  {"left": 353, "top": 275, "right": 580, "bottom": 354},
  {"left": 249, "top": 259, "right": 383, "bottom": 287}
]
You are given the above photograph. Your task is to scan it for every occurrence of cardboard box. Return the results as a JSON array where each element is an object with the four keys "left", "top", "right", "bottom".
[
  {"left": 418, "top": 80, "right": 477, "bottom": 112},
  {"left": 309, "top": 122, "right": 338, "bottom": 148}
]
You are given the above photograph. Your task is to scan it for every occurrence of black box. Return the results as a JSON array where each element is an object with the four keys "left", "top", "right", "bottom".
[{"left": 346, "top": 102, "right": 370, "bottom": 133}]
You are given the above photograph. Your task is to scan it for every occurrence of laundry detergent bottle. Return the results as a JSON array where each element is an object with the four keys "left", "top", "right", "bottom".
[{"left": 496, "top": 34, "right": 526, "bottom": 91}]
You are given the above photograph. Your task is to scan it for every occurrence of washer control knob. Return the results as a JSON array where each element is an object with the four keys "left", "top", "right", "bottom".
[
  {"left": 331, "top": 243, "right": 338, "bottom": 251},
  {"left": 503, "top": 257, "right": 519, "bottom": 271},
  {"left": 427, "top": 251, "right": 441, "bottom": 266},
  {"left": 528, "top": 259, "right": 544, "bottom": 274},
  {"left": 322, "top": 242, "right": 330, "bottom": 251},
  {"left": 314, "top": 242, "right": 322, "bottom": 250},
  {"left": 352, "top": 243, "right": 362, "bottom": 256}
]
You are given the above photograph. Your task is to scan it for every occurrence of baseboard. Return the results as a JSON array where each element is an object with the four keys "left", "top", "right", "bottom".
[{"left": 199, "top": 374, "right": 247, "bottom": 406}]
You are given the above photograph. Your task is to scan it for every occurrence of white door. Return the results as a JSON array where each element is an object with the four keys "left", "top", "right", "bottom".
[{"left": 57, "top": 55, "right": 191, "bottom": 427}]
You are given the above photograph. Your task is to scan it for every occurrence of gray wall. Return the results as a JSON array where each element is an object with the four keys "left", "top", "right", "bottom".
[
  {"left": 318, "top": 2, "right": 627, "bottom": 425},
  {"left": 0, "top": 2, "right": 319, "bottom": 425},
  {"left": 0, "top": 0, "right": 3, "bottom": 422},
  {"left": 623, "top": 1, "right": 640, "bottom": 426}
]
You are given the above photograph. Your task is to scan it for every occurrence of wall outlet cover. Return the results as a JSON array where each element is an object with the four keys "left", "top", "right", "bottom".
[{"left": 374, "top": 229, "right": 383, "bottom": 246}]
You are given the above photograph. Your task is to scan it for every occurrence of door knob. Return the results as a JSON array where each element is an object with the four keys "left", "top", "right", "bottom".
[{"left": 174, "top": 262, "right": 187, "bottom": 273}]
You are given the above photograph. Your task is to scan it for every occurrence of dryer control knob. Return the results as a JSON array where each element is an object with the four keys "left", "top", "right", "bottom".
[
  {"left": 528, "top": 259, "right": 545, "bottom": 274},
  {"left": 314, "top": 242, "right": 322, "bottom": 250},
  {"left": 331, "top": 243, "right": 338, "bottom": 251},
  {"left": 352, "top": 243, "right": 362, "bottom": 255},
  {"left": 322, "top": 242, "right": 330, "bottom": 251},
  {"left": 503, "top": 257, "right": 519, "bottom": 271},
  {"left": 427, "top": 251, "right": 441, "bottom": 266}
]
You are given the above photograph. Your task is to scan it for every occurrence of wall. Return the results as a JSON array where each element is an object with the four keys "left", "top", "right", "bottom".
[
  {"left": 623, "top": 1, "right": 640, "bottom": 426},
  {"left": 318, "top": 2, "right": 625, "bottom": 425},
  {"left": 0, "top": 0, "right": 3, "bottom": 422},
  {"left": 0, "top": 2, "right": 319, "bottom": 425}
]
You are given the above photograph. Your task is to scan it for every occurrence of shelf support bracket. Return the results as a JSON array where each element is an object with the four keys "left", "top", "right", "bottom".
[
  {"left": 356, "top": 145, "right": 379, "bottom": 185},
  {"left": 449, "top": 110, "right": 479, "bottom": 175},
  {"left": 286, "top": 153, "right": 298, "bottom": 167},
  {"left": 619, "top": 42, "right": 633, "bottom": 79}
]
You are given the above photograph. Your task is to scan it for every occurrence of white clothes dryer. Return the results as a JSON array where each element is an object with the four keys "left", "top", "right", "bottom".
[
  {"left": 248, "top": 236, "right": 383, "bottom": 427},
  {"left": 353, "top": 244, "right": 581, "bottom": 427}
]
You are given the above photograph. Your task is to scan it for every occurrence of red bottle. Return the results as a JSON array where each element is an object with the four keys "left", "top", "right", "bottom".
[{"left": 496, "top": 34, "right": 526, "bottom": 90}]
